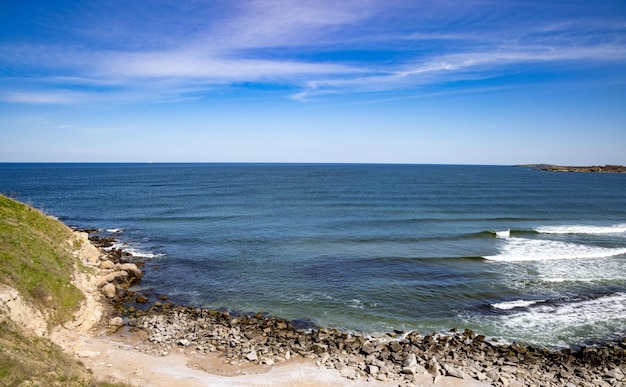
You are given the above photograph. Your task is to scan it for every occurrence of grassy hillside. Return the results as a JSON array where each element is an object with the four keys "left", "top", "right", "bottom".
[
  {"left": 0, "top": 194, "right": 83, "bottom": 327},
  {"left": 0, "top": 194, "right": 124, "bottom": 386}
]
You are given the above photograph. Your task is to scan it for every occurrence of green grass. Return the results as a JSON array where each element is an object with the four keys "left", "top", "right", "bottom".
[
  {"left": 0, "top": 194, "right": 83, "bottom": 327},
  {"left": 0, "top": 194, "right": 129, "bottom": 387},
  {"left": 0, "top": 319, "right": 91, "bottom": 386}
]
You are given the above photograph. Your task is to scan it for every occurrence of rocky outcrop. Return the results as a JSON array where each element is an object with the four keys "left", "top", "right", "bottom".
[
  {"left": 520, "top": 164, "right": 626, "bottom": 173},
  {"left": 83, "top": 234, "right": 144, "bottom": 302},
  {"left": 129, "top": 306, "right": 626, "bottom": 386}
]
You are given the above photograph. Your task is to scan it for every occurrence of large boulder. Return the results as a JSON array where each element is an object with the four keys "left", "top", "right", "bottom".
[
  {"left": 118, "top": 263, "right": 142, "bottom": 278},
  {"left": 101, "top": 283, "right": 116, "bottom": 299}
]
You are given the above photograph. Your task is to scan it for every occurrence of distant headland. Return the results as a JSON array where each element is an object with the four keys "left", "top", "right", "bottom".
[{"left": 519, "top": 164, "right": 626, "bottom": 173}]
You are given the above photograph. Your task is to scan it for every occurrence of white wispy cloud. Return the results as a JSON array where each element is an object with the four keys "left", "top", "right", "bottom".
[
  {"left": 93, "top": 50, "right": 362, "bottom": 81},
  {"left": 211, "top": 0, "right": 377, "bottom": 48},
  {"left": 1, "top": 1, "right": 625, "bottom": 104},
  {"left": 292, "top": 42, "right": 626, "bottom": 100},
  {"left": 0, "top": 91, "right": 84, "bottom": 104}
]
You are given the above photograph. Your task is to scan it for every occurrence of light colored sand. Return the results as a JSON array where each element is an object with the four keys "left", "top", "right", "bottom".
[{"left": 64, "top": 328, "right": 488, "bottom": 387}]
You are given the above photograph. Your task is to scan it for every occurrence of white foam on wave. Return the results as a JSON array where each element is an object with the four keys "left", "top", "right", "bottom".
[
  {"left": 483, "top": 237, "right": 626, "bottom": 262},
  {"left": 124, "top": 247, "right": 164, "bottom": 258},
  {"left": 106, "top": 228, "right": 123, "bottom": 233},
  {"left": 491, "top": 293, "right": 626, "bottom": 345},
  {"left": 492, "top": 299, "right": 543, "bottom": 310},
  {"left": 348, "top": 299, "right": 365, "bottom": 309},
  {"left": 536, "top": 224, "right": 626, "bottom": 235},
  {"left": 495, "top": 229, "right": 510, "bottom": 238},
  {"left": 103, "top": 241, "right": 163, "bottom": 258}
]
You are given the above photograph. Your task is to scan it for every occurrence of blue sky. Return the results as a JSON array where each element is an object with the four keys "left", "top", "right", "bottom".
[{"left": 1, "top": 0, "right": 625, "bottom": 164}]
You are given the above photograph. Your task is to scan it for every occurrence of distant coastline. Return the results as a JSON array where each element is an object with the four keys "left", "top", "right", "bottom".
[{"left": 519, "top": 164, "right": 626, "bottom": 173}]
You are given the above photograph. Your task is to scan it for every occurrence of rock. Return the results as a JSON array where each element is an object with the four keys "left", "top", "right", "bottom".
[
  {"left": 105, "top": 270, "right": 130, "bottom": 283},
  {"left": 402, "top": 366, "right": 417, "bottom": 375},
  {"left": 486, "top": 369, "right": 500, "bottom": 382},
  {"left": 340, "top": 366, "right": 357, "bottom": 380},
  {"left": 246, "top": 350, "right": 258, "bottom": 362},
  {"left": 136, "top": 295, "right": 148, "bottom": 303},
  {"left": 118, "top": 263, "right": 143, "bottom": 278},
  {"left": 101, "top": 283, "right": 116, "bottom": 298},
  {"left": 389, "top": 340, "right": 403, "bottom": 352},
  {"left": 100, "top": 260, "right": 115, "bottom": 270},
  {"left": 126, "top": 305, "right": 626, "bottom": 387},
  {"left": 361, "top": 342, "right": 376, "bottom": 355},
  {"left": 606, "top": 367, "right": 624, "bottom": 380},
  {"left": 444, "top": 364, "right": 465, "bottom": 379},
  {"left": 108, "top": 316, "right": 124, "bottom": 329},
  {"left": 427, "top": 357, "right": 441, "bottom": 376},
  {"left": 368, "top": 365, "right": 379, "bottom": 376},
  {"left": 403, "top": 353, "right": 417, "bottom": 368},
  {"left": 76, "top": 350, "right": 100, "bottom": 358},
  {"left": 312, "top": 342, "right": 328, "bottom": 354}
]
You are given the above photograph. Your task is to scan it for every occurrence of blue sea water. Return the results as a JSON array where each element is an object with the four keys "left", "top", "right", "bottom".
[{"left": 1, "top": 163, "right": 625, "bottom": 348}]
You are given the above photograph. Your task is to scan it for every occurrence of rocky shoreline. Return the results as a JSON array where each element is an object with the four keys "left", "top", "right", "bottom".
[
  {"left": 519, "top": 164, "right": 626, "bottom": 173},
  {"left": 86, "top": 231, "right": 626, "bottom": 386}
]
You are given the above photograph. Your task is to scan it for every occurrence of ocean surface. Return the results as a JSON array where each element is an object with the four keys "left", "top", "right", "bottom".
[{"left": 1, "top": 163, "right": 625, "bottom": 348}]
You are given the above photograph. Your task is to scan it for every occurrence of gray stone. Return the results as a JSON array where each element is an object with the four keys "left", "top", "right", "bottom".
[
  {"left": 427, "top": 357, "right": 440, "bottom": 376},
  {"left": 108, "top": 316, "right": 124, "bottom": 329},
  {"left": 606, "top": 367, "right": 624, "bottom": 380},
  {"left": 246, "top": 350, "right": 258, "bottom": 362},
  {"left": 118, "top": 263, "right": 143, "bottom": 277},
  {"left": 389, "top": 340, "right": 402, "bottom": 352},
  {"left": 99, "top": 260, "right": 115, "bottom": 270},
  {"left": 340, "top": 366, "right": 357, "bottom": 380},
  {"left": 101, "top": 283, "right": 116, "bottom": 298},
  {"left": 403, "top": 353, "right": 417, "bottom": 368},
  {"left": 76, "top": 350, "right": 100, "bottom": 358},
  {"left": 444, "top": 364, "right": 465, "bottom": 379},
  {"left": 486, "top": 369, "right": 500, "bottom": 382},
  {"left": 361, "top": 342, "right": 376, "bottom": 354}
]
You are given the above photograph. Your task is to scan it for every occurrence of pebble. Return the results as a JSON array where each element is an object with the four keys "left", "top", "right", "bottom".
[{"left": 126, "top": 306, "right": 626, "bottom": 386}]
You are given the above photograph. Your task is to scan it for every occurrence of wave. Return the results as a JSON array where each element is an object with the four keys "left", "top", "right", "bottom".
[
  {"left": 104, "top": 241, "right": 165, "bottom": 259},
  {"left": 494, "top": 229, "right": 510, "bottom": 238},
  {"left": 536, "top": 224, "right": 626, "bottom": 235},
  {"left": 491, "top": 299, "right": 544, "bottom": 310},
  {"left": 485, "top": 292, "right": 626, "bottom": 347},
  {"left": 483, "top": 237, "right": 626, "bottom": 262},
  {"left": 483, "top": 223, "right": 626, "bottom": 238}
]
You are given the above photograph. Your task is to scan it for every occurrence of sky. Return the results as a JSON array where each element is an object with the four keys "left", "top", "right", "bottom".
[{"left": 1, "top": 0, "right": 625, "bottom": 164}]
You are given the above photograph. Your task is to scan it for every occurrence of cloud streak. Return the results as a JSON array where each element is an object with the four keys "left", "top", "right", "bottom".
[{"left": 1, "top": 1, "right": 625, "bottom": 104}]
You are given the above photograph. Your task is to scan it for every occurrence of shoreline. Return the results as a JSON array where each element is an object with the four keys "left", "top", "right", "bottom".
[
  {"left": 69, "top": 230, "right": 626, "bottom": 386},
  {"left": 518, "top": 164, "right": 626, "bottom": 173}
]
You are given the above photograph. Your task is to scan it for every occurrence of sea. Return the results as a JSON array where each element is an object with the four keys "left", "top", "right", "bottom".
[{"left": 1, "top": 163, "right": 625, "bottom": 349}]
